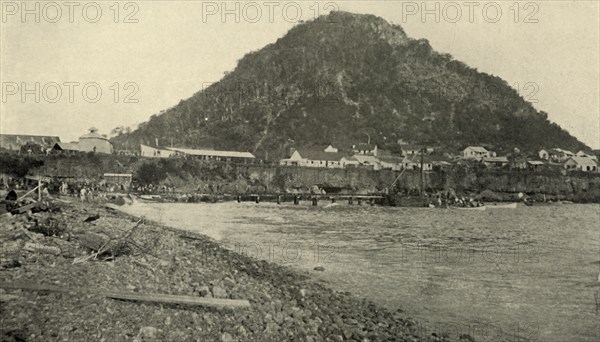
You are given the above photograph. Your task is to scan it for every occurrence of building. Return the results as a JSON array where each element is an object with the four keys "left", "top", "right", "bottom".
[
  {"left": 140, "top": 144, "right": 178, "bottom": 158},
  {"left": 378, "top": 156, "right": 404, "bottom": 171},
  {"left": 52, "top": 128, "right": 113, "bottom": 154},
  {"left": 167, "top": 147, "right": 256, "bottom": 162},
  {"left": 564, "top": 157, "right": 598, "bottom": 172},
  {"left": 539, "top": 148, "right": 573, "bottom": 163},
  {"left": 52, "top": 142, "right": 81, "bottom": 153},
  {"left": 432, "top": 160, "right": 453, "bottom": 171},
  {"left": 279, "top": 147, "right": 345, "bottom": 168},
  {"left": 462, "top": 146, "right": 493, "bottom": 160},
  {"left": 352, "top": 154, "right": 381, "bottom": 170},
  {"left": 140, "top": 144, "right": 255, "bottom": 162},
  {"left": 20, "top": 141, "right": 45, "bottom": 154},
  {"left": 78, "top": 128, "right": 113, "bottom": 154},
  {"left": 539, "top": 148, "right": 555, "bottom": 161},
  {"left": 555, "top": 148, "right": 575, "bottom": 157},
  {"left": 340, "top": 156, "right": 360, "bottom": 168},
  {"left": 352, "top": 143, "right": 377, "bottom": 156},
  {"left": 482, "top": 156, "right": 509, "bottom": 168},
  {"left": 402, "top": 156, "right": 433, "bottom": 171},
  {"left": 576, "top": 150, "right": 598, "bottom": 161},
  {"left": 400, "top": 145, "right": 433, "bottom": 156},
  {"left": 526, "top": 160, "right": 545, "bottom": 171},
  {"left": 323, "top": 144, "right": 339, "bottom": 153},
  {"left": 0, "top": 134, "right": 61, "bottom": 152}
]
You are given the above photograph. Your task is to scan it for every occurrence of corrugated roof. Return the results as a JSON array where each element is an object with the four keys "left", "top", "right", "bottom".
[{"left": 166, "top": 147, "right": 255, "bottom": 159}]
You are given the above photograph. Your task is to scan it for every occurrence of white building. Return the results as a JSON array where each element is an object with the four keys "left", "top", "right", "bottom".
[
  {"left": 352, "top": 154, "right": 382, "bottom": 170},
  {"left": 140, "top": 144, "right": 255, "bottom": 162},
  {"left": 140, "top": 144, "right": 178, "bottom": 158},
  {"left": 279, "top": 148, "right": 345, "bottom": 168},
  {"left": 402, "top": 156, "right": 433, "bottom": 171},
  {"left": 576, "top": 150, "right": 598, "bottom": 161},
  {"left": 352, "top": 143, "right": 378, "bottom": 156},
  {"left": 52, "top": 128, "right": 113, "bottom": 154},
  {"left": 564, "top": 157, "right": 598, "bottom": 172},
  {"left": 462, "top": 146, "right": 493, "bottom": 160}
]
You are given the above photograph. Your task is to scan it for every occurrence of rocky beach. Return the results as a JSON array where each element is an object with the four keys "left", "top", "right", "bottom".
[{"left": 0, "top": 198, "right": 458, "bottom": 342}]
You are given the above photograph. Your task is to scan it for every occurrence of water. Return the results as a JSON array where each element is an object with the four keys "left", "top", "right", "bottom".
[{"left": 120, "top": 201, "right": 600, "bottom": 341}]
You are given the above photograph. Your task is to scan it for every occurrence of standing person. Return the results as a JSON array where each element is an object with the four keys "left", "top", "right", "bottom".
[
  {"left": 41, "top": 184, "right": 50, "bottom": 198},
  {"left": 87, "top": 188, "right": 94, "bottom": 202},
  {"left": 80, "top": 188, "right": 87, "bottom": 202}
]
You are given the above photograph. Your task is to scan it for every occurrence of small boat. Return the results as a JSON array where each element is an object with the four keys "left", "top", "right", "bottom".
[
  {"left": 137, "top": 194, "right": 162, "bottom": 202},
  {"left": 486, "top": 203, "right": 518, "bottom": 209},
  {"left": 523, "top": 200, "right": 554, "bottom": 206},
  {"left": 451, "top": 206, "right": 486, "bottom": 211}
]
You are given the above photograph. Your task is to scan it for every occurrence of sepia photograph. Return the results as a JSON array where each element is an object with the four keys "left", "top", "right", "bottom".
[{"left": 1, "top": 1, "right": 599, "bottom": 341}]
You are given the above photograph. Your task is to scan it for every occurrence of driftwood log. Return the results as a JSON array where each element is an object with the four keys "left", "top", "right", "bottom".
[
  {"left": 0, "top": 282, "right": 251, "bottom": 309},
  {"left": 22, "top": 242, "right": 61, "bottom": 256}
]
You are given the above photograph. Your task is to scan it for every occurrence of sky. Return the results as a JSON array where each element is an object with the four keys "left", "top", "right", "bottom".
[{"left": 1, "top": 0, "right": 599, "bottom": 148}]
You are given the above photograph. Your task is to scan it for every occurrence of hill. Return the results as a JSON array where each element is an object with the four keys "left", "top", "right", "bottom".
[{"left": 112, "top": 11, "right": 588, "bottom": 159}]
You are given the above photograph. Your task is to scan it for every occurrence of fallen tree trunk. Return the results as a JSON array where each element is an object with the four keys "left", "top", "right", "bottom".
[{"left": 0, "top": 281, "right": 251, "bottom": 309}]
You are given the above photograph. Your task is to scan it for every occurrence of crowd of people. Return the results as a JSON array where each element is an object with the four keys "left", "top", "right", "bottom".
[
  {"left": 1, "top": 176, "right": 130, "bottom": 203},
  {"left": 427, "top": 190, "right": 485, "bottom": 208}
]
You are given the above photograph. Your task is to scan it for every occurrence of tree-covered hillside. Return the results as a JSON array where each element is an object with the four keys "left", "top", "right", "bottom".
[{"left": 112, "top": 11, "right": 587, "bottom": 159}]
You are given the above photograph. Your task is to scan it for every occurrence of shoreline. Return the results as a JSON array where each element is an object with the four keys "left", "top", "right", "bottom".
[{"left": 0, "top": 199, "right": 460, "bottom": 342}]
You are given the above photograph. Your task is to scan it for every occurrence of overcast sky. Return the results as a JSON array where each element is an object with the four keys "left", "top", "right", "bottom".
[{"left": 1, "top": 1, "right": 599, "bottom": 148}]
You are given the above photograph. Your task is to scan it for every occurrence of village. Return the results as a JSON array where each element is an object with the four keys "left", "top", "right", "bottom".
[{"left": 1, "top": 128, "right": 599, "bottom": 181}]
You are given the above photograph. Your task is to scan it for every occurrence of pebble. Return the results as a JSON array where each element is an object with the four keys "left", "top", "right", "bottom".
[
  {"left": 275, "top": 312, "right": 284, "bottom": 324},
  {"left": 136, "top": 326, "right": 158, "bottom": 340},
  {"left": 223, "top": 276, "right": 236, "bottom": 287},
  {"left": 220, "top": 332, "right": 233, "bottom": 342},
  {"left": 313, "top": 266, "right": 325, "bottom": 272},
  {"left": 211, "top": 286, "right": 228, "bottom": 298},
  {"left": 197, "top": 286, "right": 211, "bottom": 297}
]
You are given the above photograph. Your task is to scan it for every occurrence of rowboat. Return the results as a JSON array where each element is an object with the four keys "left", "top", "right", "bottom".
[
  {"left": 450, "top": 206, "right": 486, "bottom": 211},
  {"left": 486, "top": 203, "right": 518, "bottom": 209},
  {"left": 137, "top": 194, "right": 162, "bottom": 202}
]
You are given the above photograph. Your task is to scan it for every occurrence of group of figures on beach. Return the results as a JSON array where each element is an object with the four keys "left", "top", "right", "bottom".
[{"left": 1, "top": 177, "right": 127, "bottom": 203}]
